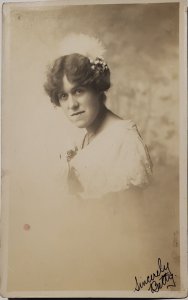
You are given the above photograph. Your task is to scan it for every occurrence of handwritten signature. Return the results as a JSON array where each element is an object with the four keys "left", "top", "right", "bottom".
[{"left": 134, "top": 258, "right": 176, "bottom": 293}]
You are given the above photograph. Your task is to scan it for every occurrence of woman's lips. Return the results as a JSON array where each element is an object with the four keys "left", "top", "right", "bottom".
[{"left": 71, "top": 111, "right": 85, "bottom": 116}]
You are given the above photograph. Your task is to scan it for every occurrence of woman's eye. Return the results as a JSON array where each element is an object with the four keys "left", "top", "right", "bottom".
[
  {"left": 60, "top": 93, "right": 68, "bottom": 101},
  {"left": 75, "top": 89, "right": 84, "bottom": 95}
]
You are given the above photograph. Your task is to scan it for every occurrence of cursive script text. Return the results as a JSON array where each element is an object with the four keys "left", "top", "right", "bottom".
[{"left": 134, "top": 258, "right": 176, "bottom": 293}]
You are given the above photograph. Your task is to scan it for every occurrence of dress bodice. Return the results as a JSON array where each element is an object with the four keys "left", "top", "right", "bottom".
[{"left": 63, "top": 119, "right": 152, "bottom": 199}]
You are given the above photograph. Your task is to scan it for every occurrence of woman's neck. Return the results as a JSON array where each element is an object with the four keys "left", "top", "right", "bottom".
[{"left": 86, "top": 104, "right": 108, "bottom": 137}]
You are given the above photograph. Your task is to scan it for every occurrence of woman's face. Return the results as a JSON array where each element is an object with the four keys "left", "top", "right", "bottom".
[{"left": 59, "top": 75, "right": 102, "bottom": 131}]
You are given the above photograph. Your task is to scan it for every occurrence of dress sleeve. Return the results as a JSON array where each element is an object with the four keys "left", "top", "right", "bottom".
[{"left": 111, "top": 123, "right": 153, "bottom": 192}]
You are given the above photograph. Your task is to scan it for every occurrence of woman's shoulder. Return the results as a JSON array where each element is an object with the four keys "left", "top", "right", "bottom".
[
  {"left": 106, "top": 113, "right": 140, "bottom": 142},
  {"left": 105, "top": 110, "right": 136, "bottom": 129},
  {"left": 107, "top": 115, "right": 153, "bottom": 184},
  {"left": 115, "top": 118, "right": 137, "bottom": 133}
]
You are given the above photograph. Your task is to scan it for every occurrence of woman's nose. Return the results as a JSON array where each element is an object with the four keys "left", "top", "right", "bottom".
[{"left": 68, "top": 94, "right": 79, "bottom": 109}]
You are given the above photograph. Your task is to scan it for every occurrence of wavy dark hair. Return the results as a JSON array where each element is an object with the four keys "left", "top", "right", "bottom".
[{"left": 44, "top": 53, "right": 111, "bottom": 106}]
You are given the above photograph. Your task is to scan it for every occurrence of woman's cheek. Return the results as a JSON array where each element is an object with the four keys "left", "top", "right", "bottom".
[{"left": 61, "top": 103, "right": 68, "bottom": 116}]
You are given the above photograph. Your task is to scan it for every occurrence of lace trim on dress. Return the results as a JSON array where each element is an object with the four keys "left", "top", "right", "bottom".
[{"left": 66, "top": 147, "right": 84, "bottom": 194}]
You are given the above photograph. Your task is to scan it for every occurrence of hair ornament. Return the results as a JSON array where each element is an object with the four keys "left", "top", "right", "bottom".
[
  {"left": 89, "top": 57, "right": 109, "bottom": 73},
  {"left": 60, "top": 33, "right": 109, "bottom": 73}
]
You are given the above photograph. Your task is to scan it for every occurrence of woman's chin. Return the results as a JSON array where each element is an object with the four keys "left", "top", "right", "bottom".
[{"left": 70, "top": 119, "right": 89, "bottom": 129}]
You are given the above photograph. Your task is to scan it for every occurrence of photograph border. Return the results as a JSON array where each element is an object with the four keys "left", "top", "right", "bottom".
[{"left": 0, "top": 0, "right": 187, "bottom": 298}]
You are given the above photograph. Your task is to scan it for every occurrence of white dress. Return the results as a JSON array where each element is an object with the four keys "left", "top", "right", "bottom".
[
  {"left": 64, "top": 119, "right": 152, "bottom": 199},
  {"left": 58, "top": 119, "right": 153, "bottom": 290}
]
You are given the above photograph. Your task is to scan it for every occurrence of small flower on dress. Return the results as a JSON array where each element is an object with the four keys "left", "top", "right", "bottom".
[{"left": 66, "top": 147, "right": 78, "bottom": 162}]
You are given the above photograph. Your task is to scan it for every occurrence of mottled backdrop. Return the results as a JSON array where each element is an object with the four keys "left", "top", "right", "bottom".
[{"left": 2, "top": 2, "right": 180, "bottom": 293}]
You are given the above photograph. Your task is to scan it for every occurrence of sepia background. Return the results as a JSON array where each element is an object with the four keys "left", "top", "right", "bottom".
[{"left": 2, "top": 2, "right": 180, "bottom": 293}]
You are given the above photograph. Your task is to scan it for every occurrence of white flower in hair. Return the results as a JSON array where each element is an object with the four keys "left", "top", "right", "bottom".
[{"left": 60, "top": 33, "right": 106, "bottom": 60}]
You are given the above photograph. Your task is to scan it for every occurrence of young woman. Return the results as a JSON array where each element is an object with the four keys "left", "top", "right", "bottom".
[
  {"left": 44, "top": 34, "right": 152, "bottom": 200},
  {"left": 43, "top": 34, "right": 153, "bottom": 289}
]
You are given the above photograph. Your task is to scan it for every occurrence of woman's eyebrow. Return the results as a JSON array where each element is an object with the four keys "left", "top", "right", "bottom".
[
  {"left": 59, "top": 90, "right": 67, "bottom": 95},
  {"left": 71, "top": 85, "right": 84, "bottom": 92},
  {"left": 59, "top": 85, "right": 83, "bottom": 95}
]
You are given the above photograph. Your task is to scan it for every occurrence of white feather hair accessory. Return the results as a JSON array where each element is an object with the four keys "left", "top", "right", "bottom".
[{"left": 60, "top": 33, "right": 106, "bottom": 60}]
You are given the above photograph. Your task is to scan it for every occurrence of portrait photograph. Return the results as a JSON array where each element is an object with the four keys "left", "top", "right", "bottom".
[{"left": 0, "top": 0, "right": 187, "bottom": 298}]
